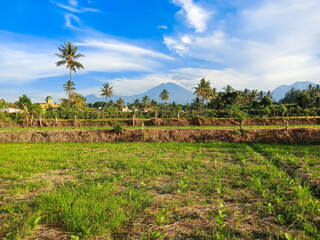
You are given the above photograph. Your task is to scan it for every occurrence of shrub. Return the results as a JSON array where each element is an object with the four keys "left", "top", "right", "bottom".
[{"left": 112, "top": 122, "right": 123, "bottom": 134}]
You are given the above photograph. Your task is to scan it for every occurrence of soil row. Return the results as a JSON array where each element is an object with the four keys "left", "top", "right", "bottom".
[{"left": 1, "top": 128, "right": 320, "bottom": 144}]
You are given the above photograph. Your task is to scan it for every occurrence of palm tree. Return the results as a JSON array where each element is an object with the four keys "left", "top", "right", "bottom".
[
  {"left": 141, "top": 95, "right": 150, "bottom": 108},
  {"left": 194, "top": 78, "right": 211, "bottom": 111},
  {"left": 258, "top": 91, "right": 264, "bottom": 102},
  {"left": 70, "top": 92, "right": 86, "bottom": 109},
  {"left": 133, "top": 99, "right": 140, "bottom": 109},
  {"left": 116, "top": 97, "right": 125, "bottom": 110},
  {"left": 63, "top": 81, "right": 76, "bottom": 101},
  {"left": 250, "top": 90, "right": 258, "bottom": 104},
  {"left": 100, "top": 83, "right": 114, "bottom": 104},
  {"left": 55, "top": 41, "right": 84, "bottom": 104},
  {"left": 160, "top": 89, "right": 169, "bottom": 103},
  {"left": 243, "top": 88, "right": 250, "bottom": 105},
  {"left": 223, "top": 85, "right": 233, "bottom": 94}
]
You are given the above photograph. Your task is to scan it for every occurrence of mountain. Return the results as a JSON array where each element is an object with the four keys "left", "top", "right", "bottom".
[
  {"left": 85, "top": 82, "right": 195, "bottom": 104},
  {"left": 271, "top": 81, "right": 318, "bottom": 101}
]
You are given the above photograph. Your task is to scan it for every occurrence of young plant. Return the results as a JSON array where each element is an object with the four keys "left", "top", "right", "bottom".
[
  {"left": 156, "top": 207, "right": 168, "bottom": 226},
  {"left": 215, "top": 202, "right": 227, "bottom": 239}
]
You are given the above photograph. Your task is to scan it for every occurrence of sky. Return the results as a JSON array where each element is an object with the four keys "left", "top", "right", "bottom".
[{"left": 1, "top": 0, "right": 320, "bottom": 102}]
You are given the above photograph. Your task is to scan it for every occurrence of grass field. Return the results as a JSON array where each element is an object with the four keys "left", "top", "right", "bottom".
[{"left": 1, "top": 142, "right": 320, "bottom": 239}]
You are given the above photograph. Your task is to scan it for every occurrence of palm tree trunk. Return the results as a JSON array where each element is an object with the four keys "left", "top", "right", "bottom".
[{"left": 69, "top": 67, "right": 72, "bottom": 104}]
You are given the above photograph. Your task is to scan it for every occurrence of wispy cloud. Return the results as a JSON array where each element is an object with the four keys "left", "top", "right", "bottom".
[
  {"left": 68, "top": 0, "right": 78, "bottom": 7},
  {"left": 171, "top": 0, "right": 212, "bottom": 33},
  {"left": 50, "top": 0, "right": 100, "bottom": 13},
  {"left": 77, "top": 40, "right": 173, "bottom": 60},
  {"left": 64, "top": 14, "right": 82, "bottom": 30},
  {"left": 0, "top": 31, "right": 173, "bottom": 85},
  {"left": 157, "top": 25, "right": 168, "bottom": 30},
  {"left": 166, "top": 0, "right": 320, "bottom": 90}
]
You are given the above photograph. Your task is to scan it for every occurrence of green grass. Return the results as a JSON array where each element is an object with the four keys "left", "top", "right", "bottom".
[{"left": 0, "top": 142, "right": 319, "bottom": 239}]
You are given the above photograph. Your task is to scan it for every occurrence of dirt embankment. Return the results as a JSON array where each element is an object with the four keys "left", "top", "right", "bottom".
[
  {"left": 1, "top": 128, "right": 320, "bottom": 144},
  {"left": 1, "top": 117, "right": 320, "bottom": 129}
]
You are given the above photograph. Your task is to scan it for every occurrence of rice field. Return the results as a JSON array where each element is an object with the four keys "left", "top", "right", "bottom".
[{"left": 0, "top": 142, "right": 319, "bottom": 239}]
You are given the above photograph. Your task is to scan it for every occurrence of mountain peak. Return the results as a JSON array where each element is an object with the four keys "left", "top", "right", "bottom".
[
  {"left": 85, "top": 82, "right": 194, "bottom": 104},
  {"left": 272, "top": 81, "right": 318, "bottom": 101}
]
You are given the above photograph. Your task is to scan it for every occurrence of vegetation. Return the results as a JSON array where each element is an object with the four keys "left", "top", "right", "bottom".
[
  {"left": 160, "top": 89, "right": 169, "bottom": 103},
  {"left": 2, "top": 78, "right": 320, "bottom": 125},
  {"left": 55, "top": 41, "right": 84, "bottom": 104},
  {"left": 100, "top": 83, "right": 114, "bottom": 104},
  {"left": 1, "top": 142, "right": 320, "bottom": 239}
]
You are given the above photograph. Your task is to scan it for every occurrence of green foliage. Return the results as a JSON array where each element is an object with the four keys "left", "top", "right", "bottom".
[
  {"left": 160, "top": 89, "right": 169, "bottom": 102},
  {"left": 29, "top": 216, "right": 41, "bottom": 229},
  {"left": 261, "top": 96, "right": 272, "bottom": 107},
  {"left": 0, "top": 99, "right": 7, "bottom": 109},
  {"left": 155, "top": 207, "right": 168, "bottom": 226},
  {"left": 17, "top": 94, "right": 32, "bottom": 110},
  {"left": 100, "top": 83, "right": 114, "bottom": 103},
  {"left": 112, "top": 121, "right": 123, "bottom": 134}
]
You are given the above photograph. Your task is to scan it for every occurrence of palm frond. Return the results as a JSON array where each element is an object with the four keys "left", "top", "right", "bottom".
[{"left": 56, "top": 60, "right": 67, "bottom": 67}]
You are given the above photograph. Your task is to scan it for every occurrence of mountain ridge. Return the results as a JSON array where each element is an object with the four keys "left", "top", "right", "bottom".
[
  {"left": 271, "top": 81, "right": 318, "bottom": 101},
  {"left": 85, "top": 82, "right": 195, "bottom": 104}
]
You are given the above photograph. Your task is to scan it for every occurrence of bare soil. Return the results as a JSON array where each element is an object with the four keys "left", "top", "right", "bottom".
[{"left": 0, "top": 128, "right": 320, "bottom": 144}]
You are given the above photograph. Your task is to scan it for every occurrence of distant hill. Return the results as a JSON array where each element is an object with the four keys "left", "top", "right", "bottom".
[
  {"left": 85, "top": 82, "right": 194, "bottom": 104},
  {"left": 272, "top": 81, "right": 318, "bottom": 101}
]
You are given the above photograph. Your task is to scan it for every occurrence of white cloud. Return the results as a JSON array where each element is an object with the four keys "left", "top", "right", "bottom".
[
  {"left": 86, "top": 68, "right": 252, "bottom": 97},
  {"left": 157, "top": 25, "right": 168, "bottom": 30},
  {"left": 172, "top": 0, "right": 212, "bottom": 32},
  {"left": 0, "top": 32, "right": 173, "bottom": 84},
  {"left": 77, "top": 40, "right": 173, "bottom": 60},
  {"left": 166, "top": 0, "right": 320, "bottom": 90},
  {"left": 64, "top": 14, "right": 82, "bottom": 30},
  {"left": 68, "top": 0, "right": 78, "bottom": 7}
]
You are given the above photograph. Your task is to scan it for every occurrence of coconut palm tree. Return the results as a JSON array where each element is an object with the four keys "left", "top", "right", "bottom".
[
  {"left": 100, "top": 83, "right": 114, "bottom": 105},
  {"left": 266, "top": 90, "right": 273, "bottom": 100},
  {"left": 194, "top": 78, "right": 211, "bottom": 111},
  {"left": 141, "top": 95, "right": 150, "bottom": 108},
  {"left": 116, "top": 98, "right": 125, "bottom": 110},
  {"left": 223, "top": 85, "right": 233, "bottom": 94},
  {"left": 133, "top": 99, "right": 140, "bottom": 109},
  {"left": 160, "top": 89, "right": 169, "bottom": 103},
  {"left": 250, "top": 89, "right": 258, "bottom": 104},
  {"left": 243, "top": 88, "right": 250, "bottom": 105},
  {"left": 258, "top": 91, "right": 264, "bottom": 102},
  {"left": 55, "top": 41, "right": 84, "bottom": 104},
  {"left": 63, "top": 81, "right": 76, "bottom": 102}
]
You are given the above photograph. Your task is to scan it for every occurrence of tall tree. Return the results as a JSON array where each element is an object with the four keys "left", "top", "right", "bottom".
[
  {"left": 223, "top": 85, "right": 233, "bottom": 94},
  {"left": 141, "top": 95, "right": 150, "bottom": 108},
  {"left": 133, "top": 99, "right": 140, "bottom": 109},
  {"left": 160, "top": 89, "right": 169, "bottom": 103},
  {"left": 194, "top": 78, "right": 211, "bottom": 111},
  {"left": 63, "top": 81, "right": 76, "bottom": 101},
  {"left": 55, "top": 41, "right": 84, "bottom": 104},
  {"left": 100, "top": 83, "right": 114, "bottom": 104},
  {"left": 116, "top": 98, "right": 125, "bottom": 110},
  {"left": 17, "top": 94, "right": 32, "bottom": 110}
]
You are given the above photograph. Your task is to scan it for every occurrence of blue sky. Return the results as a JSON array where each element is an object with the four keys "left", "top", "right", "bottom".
[{"left": 1, "top": 0, "right": 320, "bottom": 102}]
